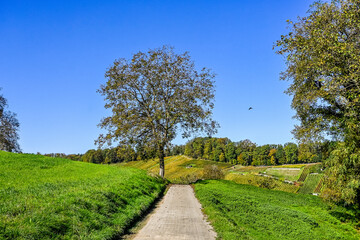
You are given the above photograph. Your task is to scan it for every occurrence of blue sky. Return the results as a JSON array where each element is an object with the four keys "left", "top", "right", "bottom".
[{"left": 0, "top": 0, "right": 315, "bottom": 154}]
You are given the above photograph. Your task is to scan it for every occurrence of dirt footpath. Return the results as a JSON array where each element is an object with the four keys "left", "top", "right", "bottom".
[{"left": 133, "top": 185, "right": 216, "bottom": 240}]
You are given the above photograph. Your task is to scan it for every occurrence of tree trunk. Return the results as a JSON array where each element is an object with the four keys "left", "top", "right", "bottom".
[{"left": 158, "top": 144, "right": 165, "bottom": 178}]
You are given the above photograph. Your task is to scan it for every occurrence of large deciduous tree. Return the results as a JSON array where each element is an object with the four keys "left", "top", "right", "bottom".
[
  {"left": 97, "top": 46, "right": 218, "bottom": 177},
  {"left": 0, "top": 89, "right": 20, "bottom": 152},
  {"left": 275, "top": 0, "right": 360, "bottom": 205}
]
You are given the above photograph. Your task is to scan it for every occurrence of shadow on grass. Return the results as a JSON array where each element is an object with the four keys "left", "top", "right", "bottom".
[{"left": 329, "top": 205, "right": 360, "bottom": 229}]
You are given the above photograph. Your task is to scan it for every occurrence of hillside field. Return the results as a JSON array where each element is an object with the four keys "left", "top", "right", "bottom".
[
  {"left": 195, "top": 180, "right": 360, "bottom": 240},
  {"left": 124, "top": 156, "right": 323, "bottom": 194},
  {"left": 0, "top": 151, "right": 166, "bottom": 239},
  {"left": 122, "top": 155, "right": 232, "bottom": 183}
]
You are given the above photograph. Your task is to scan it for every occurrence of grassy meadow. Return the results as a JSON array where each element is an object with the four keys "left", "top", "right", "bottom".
[
  {"left": 0, "top": 151, "right": 166, "bottom": 239},
  {"left": 195, "top": 180, "right": 360, "bottom": 240}
]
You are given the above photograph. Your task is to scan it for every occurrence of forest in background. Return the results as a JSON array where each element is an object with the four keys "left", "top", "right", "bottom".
[{"left": 42, "top": 137, "right": 335, "bottom": 166}]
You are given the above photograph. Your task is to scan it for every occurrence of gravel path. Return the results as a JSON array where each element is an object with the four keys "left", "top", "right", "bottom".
[{"left": 133, "top": 185, "right": 216, "bottom": 240}]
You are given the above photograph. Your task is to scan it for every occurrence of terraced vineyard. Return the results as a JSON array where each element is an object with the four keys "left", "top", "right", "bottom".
[
  {"left": 298, "top": 173, "right": 324, "bottom": 194},
  {"left": 297, "top": 164, "right": 313, "bottom": 182}
]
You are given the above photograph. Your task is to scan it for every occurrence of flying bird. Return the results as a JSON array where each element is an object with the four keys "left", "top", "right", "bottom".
[{"left": 248, "top": 107, "right": 253, "bottom": 110}]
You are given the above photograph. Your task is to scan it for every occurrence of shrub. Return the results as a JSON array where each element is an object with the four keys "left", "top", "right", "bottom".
[
  {"left": 202, "top": 165, "right": 224, "bottom": 180},
  {"left": 256, "top": 177, "right": 278, "bottom": 189}
]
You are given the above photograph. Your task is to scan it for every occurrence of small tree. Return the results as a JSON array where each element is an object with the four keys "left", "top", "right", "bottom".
[
  {"left": 0, "top": 89, "right": 20, "bottom": 152},
  {"left": 97, "top": 46, "right": 218, "bottom": 177}
]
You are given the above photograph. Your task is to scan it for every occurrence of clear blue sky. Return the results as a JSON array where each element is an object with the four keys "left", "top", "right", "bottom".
[{"left": 0, "top": 0, "right": 315, "bottom": 154}]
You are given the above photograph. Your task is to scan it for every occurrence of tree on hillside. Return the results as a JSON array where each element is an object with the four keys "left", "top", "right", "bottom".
[
  {"left": 225, "top": 142, "right": 236, "bottom": 164},
  {"left": 268, "top": 148, "right": 277, "bottom": 165},
  {"left": 97, "top": 46, "right": 218, "bottom": 177},
  {"left": 284, "top": 143, "right": 298, "bottom": 164},
  {"left": 0, "top": 89, "right": 20, "bottom": 152},
  {"left": 275, "top": 0, "right": 360, "bottom": 205}
]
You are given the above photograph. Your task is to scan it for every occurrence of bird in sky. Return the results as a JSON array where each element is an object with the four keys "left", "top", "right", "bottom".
[{"left": 248, "top": 107, "right": 253, "bottom": 110}]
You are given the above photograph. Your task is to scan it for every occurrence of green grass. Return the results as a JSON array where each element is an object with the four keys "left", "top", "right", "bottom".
[
  {"left": 225, "top": 172, "right": 300, "bottom": 193},
  {"left": 264, "top": 167, "right": 302, "bottom": 181},
  {"left": 194, "top": 180, "right": 359, "bottom": 240},
  {"left": 0, "top": 151, "right": 166, "bottom": 239},
  {"left": 298, "top": 174, "right": 324, "bottom": 194}
]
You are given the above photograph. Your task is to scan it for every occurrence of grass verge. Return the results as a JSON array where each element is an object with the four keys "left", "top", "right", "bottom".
[
  {"left": 194, "top": 180, "right": 359, "bottom": 240},
  {"left": 0, "top": 151, "right": 166, "bottom": 239}
]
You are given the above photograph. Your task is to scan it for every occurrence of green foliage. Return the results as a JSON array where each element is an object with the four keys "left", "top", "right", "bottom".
[
  {"left": 185, "top": 137, "right": 326, "bottom": 165},
  {"left": 284, "top": 142, "right": 298, "bottom": 164},
  {"left": 275, "top": 0, "right": 360, "bottom": 207},
  {"left": 256, "top": 177, "right": 278, "bottom": 189},
  {"left": 225, "top": 142, "right": 236, "bottom": 163},
  {"left": 275, "top": 0, "right": 360, "bottom": 145},
  {"left": 0, "top": 89, "right": 20, "bottom": 153},
  {"left": 252, "top": 145, "right": 271, "bottom": 165},
  {"left": 322, "top": 143, "right": 360, "bottom": 206},
  {"left": 276, "top": 144, "right": 286, "bottom": 164},
  {"left": 195, "top": 180, "right": 359, "bottom": 240},
  {"left": 0, "top": 151, "right": 166, "bottom": 239},
  {"left": 202, "top": 165, "right": 225, "bottom": 180},
  {"left": 97, "top": 46, "right": 218, "bottom": 177}
]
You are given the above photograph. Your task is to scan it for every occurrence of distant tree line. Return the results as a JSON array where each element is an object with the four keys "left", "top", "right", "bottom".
[
  {"left": 184, "top": 137, "right": 336, "bottom": 165},
  {"left": 44, "top": 137, "right": 336, "bottom": 166},
  {"left": 43, "top": 144, "right": 185, "bottom": 164}
]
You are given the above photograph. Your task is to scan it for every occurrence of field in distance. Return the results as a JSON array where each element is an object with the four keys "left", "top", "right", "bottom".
[
  {"left": 0, "top": 151, "right": 166, "bottom": 239},
  {"left": 122, "top": 156, "right": 323, "bottom": 194},
  {"left": 121, "top": 155, "right": 232, "bottom": 183}
]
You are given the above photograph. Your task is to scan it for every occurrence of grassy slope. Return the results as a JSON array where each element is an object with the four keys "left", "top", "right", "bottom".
[
  {"left": 195, "top": 180, "right": 359, "bottom": 240},
  {"left": 122, "top": 155, "right": 232, "bottom": 183},
  {"left": 0, "top": 151, "right": 166, "bottom": 239}
]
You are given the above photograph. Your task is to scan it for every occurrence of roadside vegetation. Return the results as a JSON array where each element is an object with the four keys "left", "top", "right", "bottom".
[
  {"left": 194, "top": 180, "right": 359, "bottom": 240},
  {"left": 0, "top": 151, "right": 166, "bottom": 239}
]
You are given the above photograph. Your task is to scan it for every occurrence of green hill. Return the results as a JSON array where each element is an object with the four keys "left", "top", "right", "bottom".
[
  {"left": 195, "top": 180, "right": 360, "bottom": 240},
  {"left": 0, "top": 151, "right": 166, "bottom": 239}
]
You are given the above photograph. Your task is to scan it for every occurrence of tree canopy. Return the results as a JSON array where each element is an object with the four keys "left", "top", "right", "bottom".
[
  {"left": 97, "top": 46, "right": 218, "bottom": 177},
  {"left": 275, "top": 0, "right": 360, "bottom": 206},
  {"left": 275, "top": 0, "right": 360, "bottom": 145},
  {"left": 0, "top": 89, "right": 20, "bottom": 152}
]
